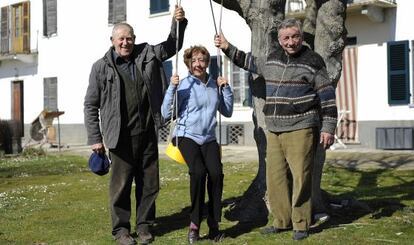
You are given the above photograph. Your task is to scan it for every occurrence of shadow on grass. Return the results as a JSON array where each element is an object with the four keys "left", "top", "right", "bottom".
[
  {"left": 153, "top": 206, "right": 191, "bottom": 236},
  {"left": 312, "top": 167, "right": 414, "bottom": 234},
  {"left": 153, "top": 196, "right": 268, "bottom": 238}
]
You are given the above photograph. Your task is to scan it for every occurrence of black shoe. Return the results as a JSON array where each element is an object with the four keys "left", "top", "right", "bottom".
[
  {"left": 137, "top": 231, "right": 154, "bottom": 244},
  {"left": 116, "top": 233, "right": 137, "bottom": 245},
  {"left": 208, "top": 227, "right": 224, "bottom": 242},
  {"left": 292, "top": 230, "right": 309, "bottom": 241},
  {"left": 261, "top": 226, "right": 281, "bottom": 235},
  {"left": 187, "top": 228, "right": 200, "bottom": 244}
]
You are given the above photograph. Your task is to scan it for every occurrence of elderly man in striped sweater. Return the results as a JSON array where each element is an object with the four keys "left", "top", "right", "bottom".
[{"left": 215, "top": 18, "right": 337, "bottom": 240}]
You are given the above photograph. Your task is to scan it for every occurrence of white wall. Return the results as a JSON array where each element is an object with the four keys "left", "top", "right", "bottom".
[
  {"left": 356, "top": 0, "right": 414, "bottom": 122},
  {"left": 4, "top": 0, "right": 412, "bottom": 127},
  {"left": 0, "top": 0, "right": 252, "bottom": 124}
]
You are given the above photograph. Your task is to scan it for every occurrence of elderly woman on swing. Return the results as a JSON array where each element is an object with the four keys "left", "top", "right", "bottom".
[{"left": 161, "top": 45, "right": 233, "bottom": 243}]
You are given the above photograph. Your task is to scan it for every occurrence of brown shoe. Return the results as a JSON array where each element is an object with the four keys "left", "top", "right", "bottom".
[
  {"left": 116, "top": 233, "right": 137, "bottom": 245},
  {"left": 137, "top": 231, "right": 154, "bottom": 244},
  {"left": 187, "top": 228, "right": 200, "bottom": 244}
]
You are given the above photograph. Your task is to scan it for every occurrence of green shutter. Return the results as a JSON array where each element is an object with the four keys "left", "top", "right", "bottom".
[
  {"left": 387, "top": 40, "right": 410, "bottom": 105},
  {"left": 150, "top": 0, "right": 169, "bottom": 14},
  {"left": 163, "top": 60, "right": 172, "bottom": 82},
  {"left": 209, "top": 56, "right": 218, "bottom": 80}
]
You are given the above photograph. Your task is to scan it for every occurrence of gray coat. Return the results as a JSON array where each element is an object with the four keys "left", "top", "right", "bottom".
[{"left": 84, "top": 19, "right": 187, "bottom": 149}]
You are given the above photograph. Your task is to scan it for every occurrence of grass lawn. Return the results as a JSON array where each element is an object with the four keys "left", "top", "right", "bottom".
[{"left": 0, "top": 150, "right": 414, "bottom": 244}]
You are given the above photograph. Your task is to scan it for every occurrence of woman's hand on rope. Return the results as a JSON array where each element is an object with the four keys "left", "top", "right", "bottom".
[
  {"left": 214, "top": 32, "right": 229, "bottom": 50},
  {"left": 174, "top": 5, "right": 185, "bottom": 22},
  {"left": 170, "top": 74, "right": 180, "bottom": 86},
  {"left": 217, "top": 76, "right": 228, "bottom": 88}
]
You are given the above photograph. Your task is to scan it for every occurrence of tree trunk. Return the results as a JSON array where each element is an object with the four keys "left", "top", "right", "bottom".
[
  {"left": 213, "top": 0, "right": 285, "bottom": 222},
  {"left": 307, "top": 0, "right": 348, "bottom": 214}
]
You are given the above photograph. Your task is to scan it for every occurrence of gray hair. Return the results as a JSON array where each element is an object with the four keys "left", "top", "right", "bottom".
[
  {"left": 277, "top": 18, "right": 303, "bottom": 37},
  {"left": 111, "top": 23, "right": 135, "bottom": 39}
]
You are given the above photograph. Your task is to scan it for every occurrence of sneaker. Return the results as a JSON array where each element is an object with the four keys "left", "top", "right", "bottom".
[
  {"left": 187, "top": 228, "right": 200, "bottom": 244},
  {"left": 292, "top": 230, "right": 309, "bottom": 241},
  {"left": 137, "top": 231, "right": 154, "bottom": 244},
  {"left": 208, "top": 227, "right": 224, "bottom": 242},
  {"left": 311, "top": 212, "right": 330, "bottom": 228},
  {"left": 116, "top": 233, "right": 137, "bottom": 245}
]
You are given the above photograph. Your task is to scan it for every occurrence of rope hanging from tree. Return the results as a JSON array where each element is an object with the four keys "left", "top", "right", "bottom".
[
  {"left": 165, "top": 0, "right": 186, "bottom": 164},
  {"left": 208, "top": 0, "right": 224, "bottom": 148}
]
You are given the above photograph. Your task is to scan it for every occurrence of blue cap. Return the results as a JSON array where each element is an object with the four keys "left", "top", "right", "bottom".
[{"left": 88, "top": 152, "right": 110, "bottom": 176}]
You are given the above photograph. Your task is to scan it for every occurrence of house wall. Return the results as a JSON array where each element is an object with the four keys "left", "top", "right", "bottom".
[
  {"left": 1, "top": 0, "right": 413, "bottom": 148},
  {"left": 351, "top": 1, "right": 414, "bottom": 148},
  {"left": 0, "top": 0, "right": 253, "bottom": 146}
]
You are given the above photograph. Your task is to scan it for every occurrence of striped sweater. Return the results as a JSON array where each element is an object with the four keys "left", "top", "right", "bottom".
[{"left": 224, "top": 43, "right": 338, "bottom": 135}]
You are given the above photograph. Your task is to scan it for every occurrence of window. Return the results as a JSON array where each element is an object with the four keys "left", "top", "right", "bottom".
[
  {"left": 43, "top": 0, "right": 57, "bottom": 37},
  {"left": 44, "top": 77, "right": 58, "bottom": 111},
  {"left": 412, "top": 40, "right": 414, "bottom": 104},
  {"left": 108, "top": 0, "right": 126, "bottom": 24},
  {"left": 1, "top": 6, "right": 9, "bottom": 54},
  {"left": 11, "top": 2, "right": 30, "bottom": 53},
  {"left": 230, "top": 63, "right": 251, "bottom": 106},
  {"left": 387, "top": 40, "right": 410, "bottom": 105},
  {"left": 346, "top": 36, "right": 357, "bottom": 46},
  {"left": 11, "top": 80, "right": 24, "bottom": 137},
  {"left": 210, "top": 56, "right": 251, "bottom": 107},
  {"left": 163, "top": 60, "right": 172, "bottom": 81},
  {"left": 209, "top": 56, "right": 219, "bottom": 80},
  {"left": 0, "top": 2, "right": 30, "bottom": 54},
  {"left": 150, "top": 0, "right": 169, "bottom": 15}
]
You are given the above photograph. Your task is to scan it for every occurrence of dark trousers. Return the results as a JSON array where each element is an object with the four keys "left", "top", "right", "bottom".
[
  {"left": 178, "top": 137, "right": 223, "bottom": 228},
  {"left": 109, "top": 130, "right": 159, "bottom": 237}
]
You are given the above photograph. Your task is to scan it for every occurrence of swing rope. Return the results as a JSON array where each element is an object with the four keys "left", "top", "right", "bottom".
[
  {"left": 208, "top": 0, "right": 224, "bottom": 148},
  {"left": 172, "top": 0, "right": 182, "bottom": 148}
]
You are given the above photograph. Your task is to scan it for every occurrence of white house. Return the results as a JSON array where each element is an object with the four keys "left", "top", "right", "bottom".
[{"left": 0, "top": 0, "right": 413, "bottom": 151}]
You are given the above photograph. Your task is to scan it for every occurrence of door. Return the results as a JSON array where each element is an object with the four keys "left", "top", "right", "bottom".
[{"left": 11, "top": 80, "right": 24, "bottom": 137}]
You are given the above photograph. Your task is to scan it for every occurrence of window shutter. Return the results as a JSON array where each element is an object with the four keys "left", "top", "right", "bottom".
[
  {"left": 387, "top": 40, "right": 410, "bottom": 105},
  {"left": 108, "top": 0, "right": 114, "bottom": 24},
  {"left": 1, "top": 6, "right": 9, "bottom": 54},
  {"left": 44, "top": 77, "right": 58, "bottom": 111},
  {"left": 209, "top": 56, "right": 218, "bottom": 80},
  {"left": 109, "top": 0, "right": 126, "bottom": 24},
  {"left": 163, "top": 60, "right": 173, "bottom": 82},
  {"left": 43, "top": 0, "right": 57, "bottom": 37},
  {"left": 22, "top": 1, "right": 30, "bottom": 52}
]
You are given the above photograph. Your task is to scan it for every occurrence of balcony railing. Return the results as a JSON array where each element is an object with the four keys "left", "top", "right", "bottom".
[{"left": 286, "top": 0, "right": 397, "bottom": 18}]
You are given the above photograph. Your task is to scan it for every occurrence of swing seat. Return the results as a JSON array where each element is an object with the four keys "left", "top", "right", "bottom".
[{"left": 165, "top": 142, "right": 186, "bottom": 164}]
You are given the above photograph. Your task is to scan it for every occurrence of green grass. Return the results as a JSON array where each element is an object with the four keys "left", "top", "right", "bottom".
[{"left": 1, "top": 152, "right": 414, "bottom": 244}]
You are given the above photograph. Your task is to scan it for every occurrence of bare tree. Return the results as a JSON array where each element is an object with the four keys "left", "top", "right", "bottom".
[{"left": 213, "top": 0, "right": 347, "bottom": 221}]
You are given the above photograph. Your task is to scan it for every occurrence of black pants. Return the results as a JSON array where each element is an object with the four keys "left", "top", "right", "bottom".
[
  {"left": 109, "top": 130, "right": 159, "bottom": 238},
  {"left": 178, "top": 137, "right": 223, "bottom": 228}
]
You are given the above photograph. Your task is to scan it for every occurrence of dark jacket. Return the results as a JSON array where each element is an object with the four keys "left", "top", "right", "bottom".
[{"left": 84, "top": 19, "right": 187, "bottom": 149}]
